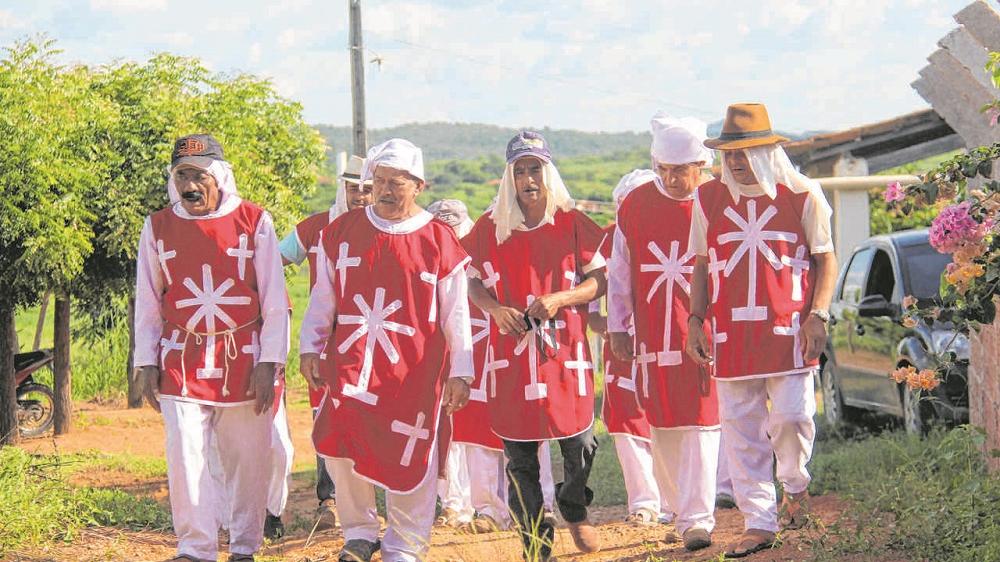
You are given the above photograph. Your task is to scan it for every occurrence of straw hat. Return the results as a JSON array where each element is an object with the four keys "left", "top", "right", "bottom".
[
  {"left": 338, "top": 155, "right": 372, "bottom": 185},
  {"left": 704, "top": 103, "right": 789, "bottom": 150}
]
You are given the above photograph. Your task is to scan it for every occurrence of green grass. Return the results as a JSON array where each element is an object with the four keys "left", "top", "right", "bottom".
[{"left": 0, "top": 447, "right": 171, "bottom": 556}]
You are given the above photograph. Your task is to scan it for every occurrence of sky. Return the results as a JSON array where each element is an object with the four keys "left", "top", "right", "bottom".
[{"left": 0, "top": 0, "right": 978, "bottom": 134}]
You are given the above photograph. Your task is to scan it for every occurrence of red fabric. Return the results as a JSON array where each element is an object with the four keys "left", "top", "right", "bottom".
[
  {"left": 294, "top": 210, "right": 333, "bottom": 407},
  {"left": 465, "top": 209, "right": 604, "bottom": 441},
  {"left": 150, "top": 201, "right": 264, "bottom": 404},
  {"left": 617, "top": 184, "right": 718, "bottom": 427},
  {"left": 596, "top": 224, "right": 652, "bottom": 438},
  {"left": 311, "top": 209, "right": 470, "bottom": 492},
  {"left": 698, "top": 179, "right": 819, "bottom": 379},
  {"left": 452, "top": 301, "right": 504, "bottom": 450}
]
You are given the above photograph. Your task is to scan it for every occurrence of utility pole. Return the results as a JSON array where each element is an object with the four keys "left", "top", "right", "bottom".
[{"left": 349, "top": 0, "right": 367, "bottom": 156}]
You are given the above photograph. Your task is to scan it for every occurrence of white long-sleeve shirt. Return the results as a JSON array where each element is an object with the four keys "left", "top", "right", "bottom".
[
  {"left": 133, "top": 198, "right": 290, "bottom": 368},
  {"left": 299, "top": 209, "right": 474, "bottom": 379}
]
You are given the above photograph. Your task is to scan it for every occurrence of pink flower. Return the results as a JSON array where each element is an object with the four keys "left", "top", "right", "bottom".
[
  {"left": 902, "top": 295, "right": 918, "bottom": 309},
  {"left": 988, "top": 107, "right": 1000, "bottom": 127},
  {"left": 929, "top": 201, "right": 991, "bottom": 254},
  {"left": 884, "top": 181, "right": 906, "bottom": 203}
]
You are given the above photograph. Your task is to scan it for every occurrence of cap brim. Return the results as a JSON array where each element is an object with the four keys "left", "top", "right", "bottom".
[
  {"left": 171, "top": 156, "right": 216, "bottom": 170},
  {"left": 507, "top": 152, "right": 552, "bottom": 165},
  {"left": 339, "top": 174, "right": 373, "bottom": 185},
  {"left": 703, "top": 134, "right": 789, "bottom": 150}
]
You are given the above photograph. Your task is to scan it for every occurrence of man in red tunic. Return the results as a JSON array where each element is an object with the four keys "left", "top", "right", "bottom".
[
  {"left": 686, "top": 103, "right": 837, "bottom": 558},
  {"left": 608, "top": 114, "right": 721, "bottom": 551},
  {"left": 299, "top": 139, "right": 473, "bottom": 562},
  {"left": 588, "top": 168, "right": 669, "bottom": 527},
  {"left": 134, "top": 134, "right": 289, "bottom": 562},
  {"left": 276, "top": 154, "right": 373, "bottom": 530},
  {"left": 466, "top": 131, "right": 606, "bottom": 561}
]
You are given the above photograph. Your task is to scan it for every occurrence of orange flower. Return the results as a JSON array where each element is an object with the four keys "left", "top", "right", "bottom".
[
  {"left": 902, "top": 295, "right": 918, "bottom": 309},
  {"left": 907, "top": 368, "right": 941, "bottom": 391},
  {"left": 890, "top": 365, "right": 915, "bottom": 384},
  {"left": 902, "top": 316, "right": 918, "bottom": 328}
]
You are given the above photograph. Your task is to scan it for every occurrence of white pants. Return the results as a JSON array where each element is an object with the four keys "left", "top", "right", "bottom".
[
  {"left": 538, "top": 441, "right": 555, "bottom": 511},
  {"left": 649, "top": 427, "right": 720, "bottom": 535},
  {"left": 438, "top": 442, "right": 474, "bottom": 523},
  {"left": 267, "top": 397, "right": 295, "bottom": 516},
  {"left": 717, "top": 431, "right": 734, "bottom": 497},
  {"left": 326, "top": 452, "right": 440, "bottom": 562},
  {"left": 162, "top": 398, "right": 272, "bottom": 560},
  {"left": 465, "top": 445, "right": 511, "bottom": 526},
  {"left": 717, "top": 373, "right": 816, "bottom": 532},
  {"left": 612, "top": 434, "right": 665, "bottom": 517}
]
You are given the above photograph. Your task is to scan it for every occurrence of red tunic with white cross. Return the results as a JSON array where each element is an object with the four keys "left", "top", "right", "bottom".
[
  {"left": 451, "top": 299, "right": 505, "bottom": 450},
  {"left": 465, "top": 209, "right": 605, "bottom": 441},
  {"left": 597, "top": 224, "right": 652, "bottom": 439},
  {"left": 294, "top": 209, "right": 337, "bottom": 407},
  {"left": 150, "top": 201, "right": 264, "bottom": 405},
  {"left": 617, "top": 185, "right": 719, "bottom": 428},
  {"left": 311, "top": 208, "right": 470, "bottom": 493},
  {"left": 697, "top": 179, "right": 818, "bottom": 379}
]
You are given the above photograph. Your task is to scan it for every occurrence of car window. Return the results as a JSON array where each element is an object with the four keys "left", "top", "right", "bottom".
[
  {"left": 840, "top": 248, "right": 874, "bottom": 305},
  {"left": 864, "top": 249, "right": 895, "bottom": 302},
  {"left": 900, "top": 243, "right": 952, "bottom": 299}
]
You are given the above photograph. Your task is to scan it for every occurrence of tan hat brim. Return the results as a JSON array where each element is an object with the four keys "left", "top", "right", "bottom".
[
  {"left": 704, "top": 134, "right": 789, "bottom": 150},
  {"left": 339, "top": 174, "right": 373, "bottom": 185}
]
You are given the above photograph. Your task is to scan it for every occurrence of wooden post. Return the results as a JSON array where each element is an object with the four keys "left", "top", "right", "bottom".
[
  {"left": 33, "top": 290, "right": 50, "bottom": 351},
  {"left": 53, "top": 295, "right": 71, "bottom": 435},
  {"left": 126, "top": 296, "right": 142, "bottom": 408},
  {"left": 349, "top": 0, "right": 368, "bottom": 156},
  {"left": 0, "top": 305, "right": 18, "bottom": 446}
]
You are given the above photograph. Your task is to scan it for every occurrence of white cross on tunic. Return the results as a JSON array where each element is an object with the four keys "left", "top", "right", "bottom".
[
  {"left": 481, "top": 261, "right": 500, "bottom": 290},
  {"left": 420, "top": 272, "right": 439, "bottom": 323},
  {"left": 515, "top": 295, "right": 566, "bottom": 401},
  {"left": 604, "top": 360, "right": 614, "bottom": 385},
  {"left": 160, "top": 329, "right": 184, "bottom": 367},
  {"left": 717, "top": 199, "right": 797, "bottom": 322},
  {"left": 226, "top": 234, "right": 254, "bottom": 281},
  {"left": 780, "top": 245, "right": 810, "bottom": 302},
  {"left": 241, "top": 330, "right": 260, "bottom": 360},
  {"left": 471, "top": 315, "right": 490, "bottom": 347},
  {"left": 564, "top": 342, "right": 593, "bottom": 397},
  {"left": 335, "top": 242, "right": 361, "bottom": 296},
  {"left": 708, "top": 248, "right": 727, "bottom": 304},
  {"left": 391, "top": 411, "right": 430, "bottom": 467},
  {"left": 772, "top": 311, "right": 804, "bottom": 369},
  {"left": 640, "top": 240, "right": 693, "bottom": 367},
  {"left": 616, "top": 358, "right": 638, "bottom": 393},
  {"left": 472, "top": 344, "right": 508, "bottom": 402},
  {"left": 635, "top": 342, "right": 657, "bottom": 398},
  {"left": 338, "top": 287, "right": 417, "bottom": 406},
  {"left": 156, "top": 239, "right": 176, "bottom": 285},
  {"left": 175, "top": 264, "right": 252, "bottom": 382}
]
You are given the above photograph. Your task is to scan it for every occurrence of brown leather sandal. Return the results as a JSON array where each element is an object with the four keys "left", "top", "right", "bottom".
[
  {"left": 724, "top": 528, "right": 776, "bottom": 559},
  {"left": 780, "top": 490, "right": 810, "bottom": 530}
]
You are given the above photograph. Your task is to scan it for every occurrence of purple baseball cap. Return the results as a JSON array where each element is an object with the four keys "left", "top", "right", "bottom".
[{"left": 505, "top": 131, "right": 552, "bottom": 164}]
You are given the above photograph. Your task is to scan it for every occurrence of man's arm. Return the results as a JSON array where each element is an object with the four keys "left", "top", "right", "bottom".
[
  {"left": 607, "top": 225, "right": 635, "bottom": 360},
  {"left": 251, "top": 212, "right": 289, "bottom": 414},
  {"left": 438, "top": 264, "right": 473, "bottom": 414},
  {"left": 299, "top": 240, "right": 338, "bottom": 388},
  {"left": 801, "top": 251, "right": 838, "bottom": 361},
  {"left": 468, "top": 276, "right": 527, "bottom": 337},
  {"left": 685, "top": 256, "right": 712, "bottom": 364},
  {"left": 133, "top": 218, "right": 166, "bottom": 411},
  {"left": 526, "top": 269, "right": 606, "bottom": 321}
]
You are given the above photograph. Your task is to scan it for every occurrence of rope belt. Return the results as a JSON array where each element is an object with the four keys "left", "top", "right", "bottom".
[{"left": 170, "top": 317, "right": 260, "bottom": 398}]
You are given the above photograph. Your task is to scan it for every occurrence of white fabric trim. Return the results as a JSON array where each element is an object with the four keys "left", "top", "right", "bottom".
[
  {"left": 159, "top": 394, "right": 256, "bottom": 408},
  {"left": 365, "top": 206, "right": 434, "bottom": 234},
  {"left": 714, "top": 367, "right": 817, "bottom": 382},
  {"left": 495, "top": 419, "right": 595, "bottom": 442}
]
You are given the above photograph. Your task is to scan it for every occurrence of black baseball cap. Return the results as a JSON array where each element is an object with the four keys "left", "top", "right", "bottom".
[{"left": 171, "top": 134, "right": 225, "bottom": 170}]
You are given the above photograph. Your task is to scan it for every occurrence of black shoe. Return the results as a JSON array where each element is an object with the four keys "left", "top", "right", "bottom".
[
  {"left": 339, "top": 539, "right": 381, "bottom": 562},
  {"left": 263, "top": 512, "right": 285, "bottom": 541},
  {"left": 716, "top": 492, "right": 737, "bottom": 509}
]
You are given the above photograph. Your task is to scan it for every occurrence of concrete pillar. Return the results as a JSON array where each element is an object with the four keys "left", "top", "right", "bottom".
[{"left": 831, "top": 189, "right": 871, "bottom": 262}]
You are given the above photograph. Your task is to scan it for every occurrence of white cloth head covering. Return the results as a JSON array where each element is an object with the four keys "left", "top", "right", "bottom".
[
  {"left": 493, "top": 158, "right": 574, "bottom": 245},
  {"left": 613, "top": 169, "right": 657, "bottom": 207},
  {"left": 361, "top": 138, "right": 425, "bottom": 183},
  {"left": 650, "top": 111, "right": 713, "bottom": 167},
  {"left": 331, "top": 156, "right": 369, "bottom": 220},
  {"left": 166, "top": 159, "right": 239, "bottom": 205},
  {"left": 721, "top": 144, "right": 823, "bottom": 202}
]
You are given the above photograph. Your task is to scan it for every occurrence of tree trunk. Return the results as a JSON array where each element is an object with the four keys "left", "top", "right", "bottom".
[
  {"left": 126, "top": 295, "right": 142, "bottom": 408},
  {"left": 0, "top": 305, "right": 19, "bottom": 446},
  {"left": 53, "top": 295, "right": 72, "bottom": 435},
  {"left": 33, "top": 290, "right": 50, "bottom": 351}
]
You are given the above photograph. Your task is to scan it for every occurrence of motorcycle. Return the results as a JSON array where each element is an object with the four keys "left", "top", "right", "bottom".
[{"left": 15, "top": 349, "right": 55, "bottom": 438}]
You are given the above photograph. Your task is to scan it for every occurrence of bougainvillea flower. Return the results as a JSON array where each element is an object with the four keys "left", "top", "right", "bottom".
[{"left": 883, "top": 181, "right": 906, "bottom": 203}]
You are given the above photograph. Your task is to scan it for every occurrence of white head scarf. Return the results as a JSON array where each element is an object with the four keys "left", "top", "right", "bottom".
[
  {"left": 361, "top": 138, "right": 425, "bottom": 183},
  {"left": 720, "top": 144, "right": 823, "bottom": 202},
  {"left": 650, "top": 111, "right": 713, "bottom": 168},
  {"left": 166, "top": 159, "right": 239, "bottom": 205},
  {"left": 493, "top": 157, "right": 575, "bottom": 245},
  {"left": 613, "top": 169, "right": 657, "bottom": 207}
]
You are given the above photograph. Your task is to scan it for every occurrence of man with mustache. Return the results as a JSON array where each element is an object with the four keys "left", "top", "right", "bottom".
[
  {"left": 686, "top": 103, "right": 837, "bottom": 558},
  {"left": 465, "top": 131, "right": 607, "bottom": 561},
  {"left": 299, "top": 138, "right": 473, "bottom": 562},
  {"left": 133, "top": 134, "right": 289, "bottom": 562}
]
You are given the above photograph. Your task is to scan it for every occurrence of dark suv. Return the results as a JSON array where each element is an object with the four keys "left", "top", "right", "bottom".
[{"left": 822, "top": 229, "right": 969, "bottom": 434}]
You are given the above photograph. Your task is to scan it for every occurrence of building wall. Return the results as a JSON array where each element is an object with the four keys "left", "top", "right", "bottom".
[{"left": 970, "top": 320, "right": 1000, "bottom": 472}]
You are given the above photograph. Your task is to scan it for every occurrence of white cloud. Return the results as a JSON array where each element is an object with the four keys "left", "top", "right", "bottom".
[
  {"left": 0, "top": 10, "right": 24, "bottom": 30},
  {"left": 158, "top": 31, "right": 194, "bottom": 48},
  {"left": 248, "top": 42, "right": 261, "bottom": 64},
  {"left": 89, "top": 0, "right": 167, "bottom": 12}
]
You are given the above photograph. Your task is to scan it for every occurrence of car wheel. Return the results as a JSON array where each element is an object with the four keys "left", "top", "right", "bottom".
[
  {"left": 821, "top": 362, "right": 860, "bottom": 426},
  {"left": 902, "top": 386, "right": 933, "bottom": 436}
]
